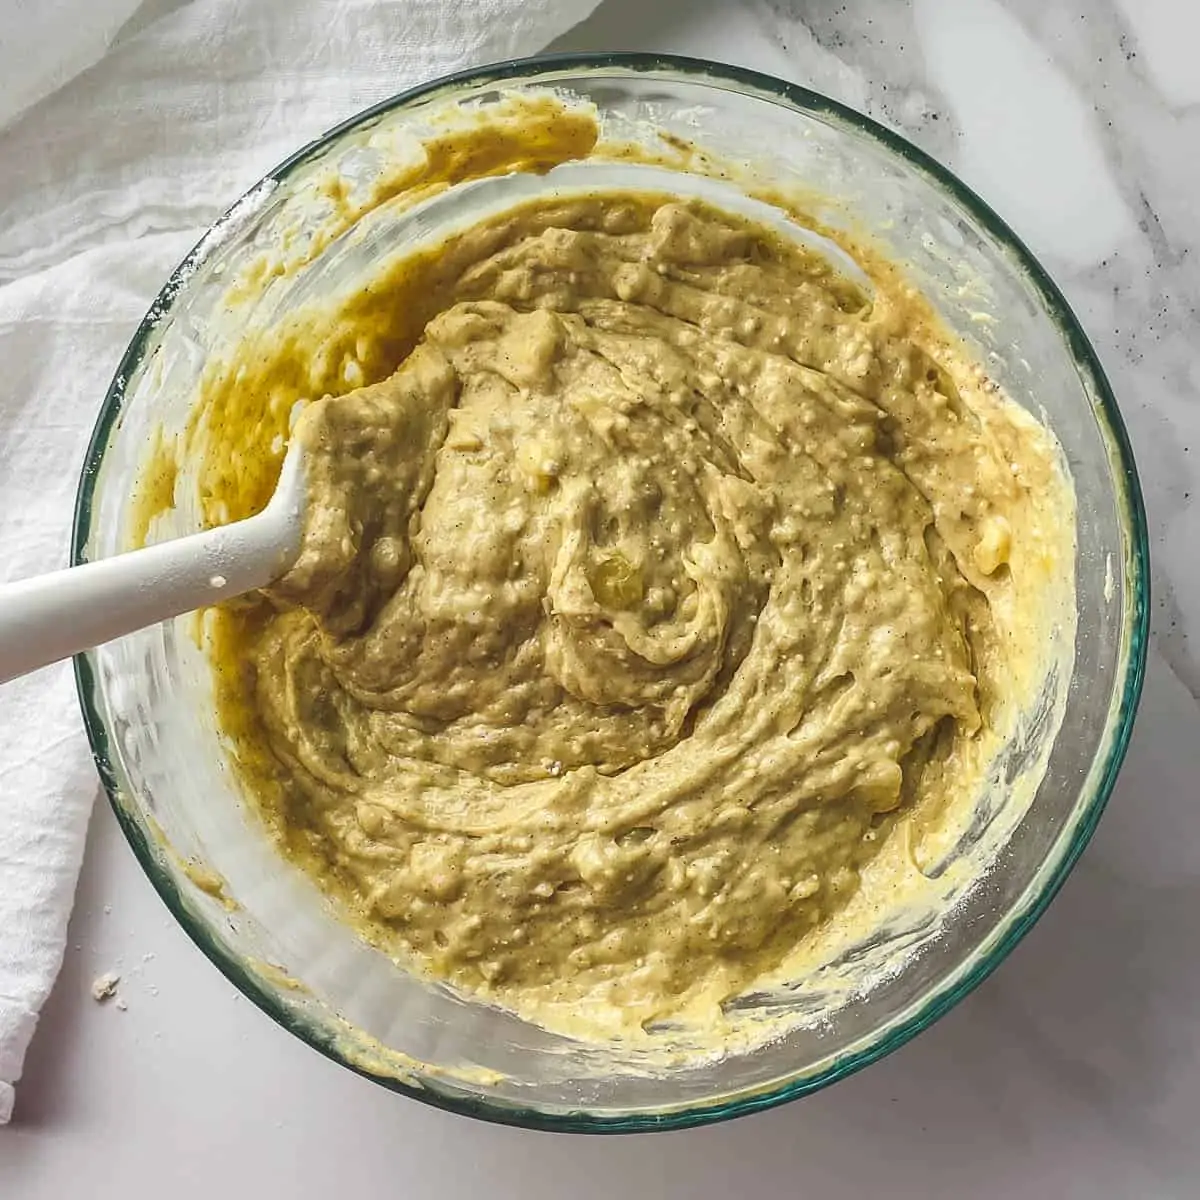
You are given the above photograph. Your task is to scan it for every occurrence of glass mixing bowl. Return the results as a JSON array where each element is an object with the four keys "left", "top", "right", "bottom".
[{"left": 72, "top": 54, "right": 1149, "bottom": 1132}]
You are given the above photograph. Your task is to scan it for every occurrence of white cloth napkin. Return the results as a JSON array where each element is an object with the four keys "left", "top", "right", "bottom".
[{"left": 0, "top": 0, "right": 601, "bottom": 1124}]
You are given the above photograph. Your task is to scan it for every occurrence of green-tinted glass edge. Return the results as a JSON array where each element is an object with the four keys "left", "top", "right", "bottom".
[{"left": 71, "top": 51, "right": 1150, "bottom": 1135}]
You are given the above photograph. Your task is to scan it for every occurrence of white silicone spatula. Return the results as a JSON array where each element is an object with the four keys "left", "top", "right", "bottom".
[{"left": 0, "top": 440, "right": 307, "bottom": 686}]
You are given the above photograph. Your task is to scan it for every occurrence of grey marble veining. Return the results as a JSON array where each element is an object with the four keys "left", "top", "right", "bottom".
[
  {"left": 6, "top": 4, "right": 1198, "bottom": 1198},
  {"left": 560, "top": 0, "right": 1200, "bottom": 699},
  {"left": 555, "top": 0, "right": 1200, "bottom": 1193}
]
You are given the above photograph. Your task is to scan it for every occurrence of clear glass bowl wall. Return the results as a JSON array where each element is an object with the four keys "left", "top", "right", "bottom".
[{"left": 73, "top": 56, "right": 1148, "bottom": 1132}]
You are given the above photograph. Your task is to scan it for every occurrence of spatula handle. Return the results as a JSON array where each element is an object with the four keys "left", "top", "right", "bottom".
[{"left": 0, "top": 512, "right": 291, "bottom": 685}]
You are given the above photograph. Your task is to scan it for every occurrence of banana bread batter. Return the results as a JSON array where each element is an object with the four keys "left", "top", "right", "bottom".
[{"left": 208, "top": 194, "right": 1070, "bottom": 1037}]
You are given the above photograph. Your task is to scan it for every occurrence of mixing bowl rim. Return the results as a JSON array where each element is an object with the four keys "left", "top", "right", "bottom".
[{"left": 70, "top": 51, "right": 1150, "bottom": 1134}]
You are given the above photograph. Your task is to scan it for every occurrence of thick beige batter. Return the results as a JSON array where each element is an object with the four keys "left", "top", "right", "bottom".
[{"left": 205, "top": 193, "right": 1069, "bottom": 1038}]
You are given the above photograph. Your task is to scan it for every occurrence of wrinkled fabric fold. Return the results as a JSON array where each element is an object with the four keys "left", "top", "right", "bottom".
[{"left": 0, "top": 0, "right": 601, "bottom": 1123}]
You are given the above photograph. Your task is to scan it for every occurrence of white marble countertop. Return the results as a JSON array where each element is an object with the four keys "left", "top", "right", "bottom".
[{"left": 5, "top": 0, "right": 1199, "bottom": 1196}]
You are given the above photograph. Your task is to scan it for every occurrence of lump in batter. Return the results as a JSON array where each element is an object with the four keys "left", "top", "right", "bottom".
[{"left": 223, "top": 196, "right": 1067, "bottom": 1036}]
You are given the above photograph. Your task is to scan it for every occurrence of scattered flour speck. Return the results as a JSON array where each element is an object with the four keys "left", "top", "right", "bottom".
[{"left": 91, "top": 972, "right": 120, "bottom": 1002}]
